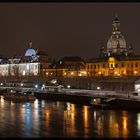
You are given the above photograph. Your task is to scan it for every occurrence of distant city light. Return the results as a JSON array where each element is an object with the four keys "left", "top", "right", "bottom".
[
  {"left": 97, "top": 86, "right": 101, "bottom": 90},
  {"left": 67, "top": 85, "right": 71, "bottom": 89},
  {"left": 0, "top": 83, "right": 3, "bottom": 86},
  {"left": 20, "top": 83, "right": 24, "bottom": 86},
  {"left": 51, "top": 79, "right": 57, "bottom": 84},
  {"left": 35, "top": 84, "right": 38, "bottom": 88}
]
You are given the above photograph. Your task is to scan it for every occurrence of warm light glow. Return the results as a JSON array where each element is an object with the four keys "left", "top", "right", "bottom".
[
  {"left": 79, "top": 70, "right": 87, "bottom": 76},
  {"left": 23, "top": 70, "right": 25, "bottom": 76},
  {"left": 122, "top": 111, "right": 128, "bottom": 137},
  {"left": 71, "top": 72, "right": 74, "bottom": 75},
  {"left": 0, "top": 83, "right": 3, "bottom": 86},
  {"left": 63, "top": 72, "right": 67, "bottom": 76},
  {"left": 20, "top": 83, "right": 24, "bottom": 86},
  {"left": 1, "top": 96, "right": 5, "bottom": 109},
  {"left": 83, "top": 106, "right": 88, "bottom": 127},
  {"left": 134, "top": 71, "right": 137, "bottom": 74},
  {"left": 46, "top": 72, "right": 49, "bottom": 75},
  {"left": 67, "top": 85, "right": 71, "bottom": 89},
  {"left": 99, "top": 71, "right": 101, "bottom": 75},
  {"left": 115, "top": 71, "right": 118, "bottom": 74}
]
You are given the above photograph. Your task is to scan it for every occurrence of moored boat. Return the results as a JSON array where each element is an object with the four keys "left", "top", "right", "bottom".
[{"left": 3, "top": 89, "right": 36, "bottom": 102}]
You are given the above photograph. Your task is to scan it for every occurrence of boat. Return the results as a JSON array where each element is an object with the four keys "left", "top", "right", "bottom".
[{"left": 3, "top": 89, "right": 36, "bottom": 102}]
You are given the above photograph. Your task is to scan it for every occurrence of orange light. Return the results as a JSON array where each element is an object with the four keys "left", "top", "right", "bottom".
[
  {"left": 71, "top": 72, "right": 74, "bottom": 75},
  {"left": 134, "top": 71, "right": 137, "bottom": 74},
  {"left": 99, "top": 71, "right": 101, "bottom": 74}
]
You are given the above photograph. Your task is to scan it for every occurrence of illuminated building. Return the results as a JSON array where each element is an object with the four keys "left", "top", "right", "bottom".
[
  {"left": 45, "top": 56, "right": 87, "bottom": 77},
  {"left": 86, "top": 15, "right": 140, "bottom": 77},
  {"left": 0, "top": 42, "right": 51, "bottom": 77},
  {"left": 0, "top": 15, "right": 140, "bottom": 79}
]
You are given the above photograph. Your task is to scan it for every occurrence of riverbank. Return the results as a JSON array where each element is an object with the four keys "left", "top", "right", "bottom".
[{"left": 1, "top": 86, "right": 140, "bottom": 110}]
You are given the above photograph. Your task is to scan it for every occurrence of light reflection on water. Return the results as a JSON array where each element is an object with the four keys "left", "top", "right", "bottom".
[{"left": 0, "top": 96, "right": 140, "bottom": 138}]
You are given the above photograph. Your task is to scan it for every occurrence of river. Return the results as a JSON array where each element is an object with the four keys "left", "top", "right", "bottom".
[{"left": 0, "top": 95, "right": 140, "bottom": 138}]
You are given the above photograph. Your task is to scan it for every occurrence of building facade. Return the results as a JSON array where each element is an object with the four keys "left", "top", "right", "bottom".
[
  {"left": 0, "top": 16, "right": 139, "bottom": 78},
  {"left": 86, "top": 15, "right": 140, "bottom": 77},
  {"left": 0, "top": 42, "right": 51, "bottom": 77}
]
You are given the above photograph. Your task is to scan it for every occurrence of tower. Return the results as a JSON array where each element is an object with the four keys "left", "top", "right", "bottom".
[
  {"left": 29, "top": 41, "right": 32, "bottom": 48},
  {"left": 112, "top": 14, "right": 120, "bottom": 34},
  {"left": 107, "top": 14, "right": 127, "bottom": 55}
]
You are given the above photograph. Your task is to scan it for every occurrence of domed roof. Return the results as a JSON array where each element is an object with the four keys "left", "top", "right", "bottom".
[
  {"left": 25, "top": 48, "right": 36, "bottom": 57},
  {"left": 107, "top": 34, "right": 126, "bottom": 48},
  {"left": 107, "top": 15, "right": 127, "bottom": 54},
  {"left": 107, "top": 34, "right": 126, "bottom": 53}
]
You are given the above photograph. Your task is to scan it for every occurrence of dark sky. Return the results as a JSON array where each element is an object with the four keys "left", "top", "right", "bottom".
[{"left": 0, "top": 3, "right": 140, "bottom": 59}]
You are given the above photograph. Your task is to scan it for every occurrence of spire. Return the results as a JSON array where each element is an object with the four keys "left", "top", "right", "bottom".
[
  {"left": 29, "top": 41, "right": 32, "bottom": 48},
  {"left": 112, "top": 14, "right": 120, "bottom": 33},
  {"left": 113, "top": 13, "right": 120, "bottom": 23}
]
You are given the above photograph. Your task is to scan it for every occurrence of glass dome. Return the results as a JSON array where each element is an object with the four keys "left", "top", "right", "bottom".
[{"left": 25, "top": 48, "right": 36, "bottom": 56}]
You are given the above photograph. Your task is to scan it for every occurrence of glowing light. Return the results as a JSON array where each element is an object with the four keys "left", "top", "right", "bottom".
[
  {"left": 51, "top": 79, "right": 57, "bottom": 84},
  {"left": 35, "top": 84, "right": 38, "bottom": 88},
  {"left": 99, "top": 71, "right": 101, "bottom": 74},
  {"left": 67, "top": 85, "right": 71, "bottom": 89},
  {"left": 63, "top": 72, "right": 67, "bottom": 76},
  {"left": 46, "top": 72, "right": 49, "bottom": 75},
  {"left": 79, "top": 70, "right": 87, "bottom": 76},
  {"left": 20, "top": 83, "right": 24, "bottom": 86},
  {"left": 23, "top": 70, "right": 25, "bottom": 76},
  {"left": 135, "top": 84, "right": 140, "bottom": 92},
  {"left": 0, "top": 83, "right": 3, "bottom": 86},
  {"left": 71, "top": 72, "right": 74, "bottom": 75},
  {"left": 134, "top": 71, "right": 138, "bottom": 74},
  {"left": 97, "top": 86, "right": 101, "bottom": 90},
  {"left": 27, "top": 65, "right": 29, "bottom": 70}
]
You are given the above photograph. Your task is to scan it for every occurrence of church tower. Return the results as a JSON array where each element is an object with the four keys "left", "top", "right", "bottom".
[{"left": 107, "top": 15, "right": 127, "bottom": 55}]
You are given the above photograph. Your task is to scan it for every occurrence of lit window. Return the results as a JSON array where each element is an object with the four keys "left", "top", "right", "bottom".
[{"left": 23, "top": 71, "right": 25, "bottom": 76}]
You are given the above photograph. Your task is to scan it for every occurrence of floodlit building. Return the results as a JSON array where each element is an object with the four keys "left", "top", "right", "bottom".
[
  {"left": 86, "top": 15, "right": 140, "bottom": 77},
  {"left": 0, "top": 42, "right": 51, "bottom": 77},
  {"left": 45, "top": 56, "right": 87, "bottom": 77}
]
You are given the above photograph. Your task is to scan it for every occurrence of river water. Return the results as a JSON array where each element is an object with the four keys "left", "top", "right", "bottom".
[{"left": 0, "top": 95, "right": 140, "bottom": 138}]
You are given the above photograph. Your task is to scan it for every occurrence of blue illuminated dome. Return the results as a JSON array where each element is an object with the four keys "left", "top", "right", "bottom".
[{"left": 25, "top": 48, "right": 36, "bottom": 56}]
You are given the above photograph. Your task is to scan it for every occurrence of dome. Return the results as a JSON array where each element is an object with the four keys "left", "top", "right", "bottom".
[
  {"left": 107, "top": 34, "right": 126, "bottom": 53},
  {"left": 25, "top": 48, "right": 36, "bottom": 57}
]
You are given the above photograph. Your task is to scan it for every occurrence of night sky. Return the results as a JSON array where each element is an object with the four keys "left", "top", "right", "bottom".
[{"left": 0, "top": 3, "right": 140, "bottom": 59}]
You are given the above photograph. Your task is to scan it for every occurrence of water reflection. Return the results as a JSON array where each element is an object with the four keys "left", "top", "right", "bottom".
[
  {"left": 0, "top": 96, "right": 140, "bottom": 138},
  {"left": 122, "top": 111, "right": 128, "bottom": 137}
]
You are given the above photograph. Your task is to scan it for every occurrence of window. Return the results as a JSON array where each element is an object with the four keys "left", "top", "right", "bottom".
[
  {"left": 91, "top": 65, "right": 93, "bottom": 69},
  {"left": 127, "top": 63, "right": 129, "bottom": 68},
  {"left": 131, "top": 63, "right": 133, "bottom": 68},
  {"left": 135, "top": 62, "right": 138, "bottom": 68}
]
